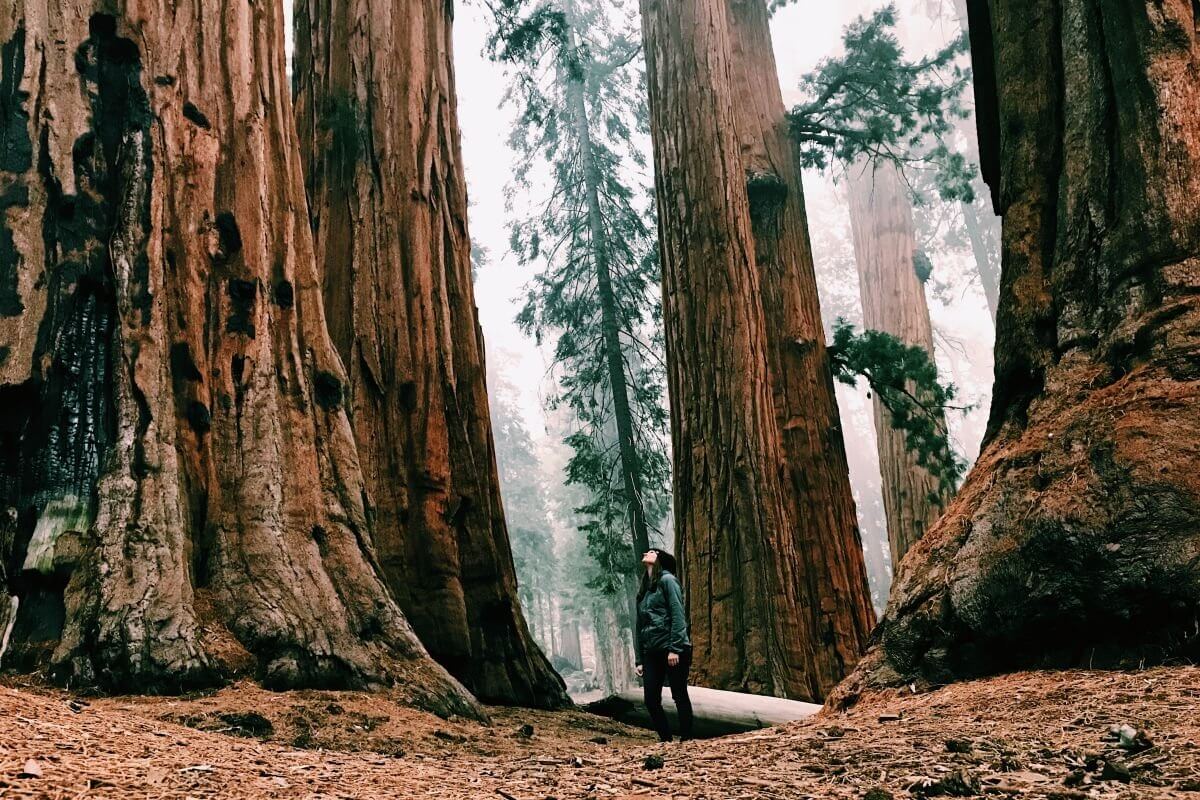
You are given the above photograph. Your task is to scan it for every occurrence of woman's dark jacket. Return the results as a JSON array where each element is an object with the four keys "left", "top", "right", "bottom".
[{"left": 635, "top": 571, "right": 691, "bottom": 664}]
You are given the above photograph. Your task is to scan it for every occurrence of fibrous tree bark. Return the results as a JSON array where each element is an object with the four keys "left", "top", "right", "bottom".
[
  {"left": 293, "top": 0, "right": 567, "bottom": 707},
  {"left": 0, "top": 0, "right": 478, "bottom": 715},
  {"left": 639, "top": 0, "right": 829, "bottom": 699},
  {"left": 846, "top": 159, "right": 953, "bottom": 567},
  {"left": 838, "top": 0, "right": 1200, "bottom": 698},
  {"left": 726, "top": 0, "right": 876, "bottom": 697}
]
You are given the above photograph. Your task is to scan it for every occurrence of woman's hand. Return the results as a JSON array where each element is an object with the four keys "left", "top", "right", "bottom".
[
  {"left": 667, "top": 652, "right": 680, "bottom": 668},
  {"left": 635, "top": 664, "right": 644, "bottom": 677}
]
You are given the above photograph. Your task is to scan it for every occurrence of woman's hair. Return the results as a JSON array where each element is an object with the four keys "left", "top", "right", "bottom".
[{"left": 637, "top": 548, "right": 677, "bottom": 601}]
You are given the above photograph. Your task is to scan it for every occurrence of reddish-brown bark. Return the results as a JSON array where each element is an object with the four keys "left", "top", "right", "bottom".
[
  {"left": 640, "top": 0, "right": 830, "bottom": 699},
  {"left": 837, "top": 0, "right": 1200, "bottom": 700},
  {"left": 0, "top": 0, "right": 478, "bottom": 715},
  {"left": 726, "top": 0, "right": 876, "bottom": 697},
  {"left": 292, "top": 0, "right": 568, "bottom": 707},
  {"left": 846, "top": 159, "right": 952, "bottom": 567}
]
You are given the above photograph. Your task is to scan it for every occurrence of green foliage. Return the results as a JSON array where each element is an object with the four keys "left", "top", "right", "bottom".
[
  {"left": 790, "top": 4, "right": 973, "bottom": 200},
  {"left": 912, "top": 248, "right": 933, "bottom": 283},
  {"left": 827, "top": 319, "right": 966, "bottom": 497},
  {"left": 490, "top": 0, "right": 669, "bottom": 597}
]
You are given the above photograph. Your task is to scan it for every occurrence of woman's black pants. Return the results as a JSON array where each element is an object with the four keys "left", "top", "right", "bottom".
[{"left": 642, "top": 647, "right": 693, "bottom": 742}]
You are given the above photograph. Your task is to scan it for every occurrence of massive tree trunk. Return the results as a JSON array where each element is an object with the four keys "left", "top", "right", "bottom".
[
  {"left": 837, "top": 0, "right": 1200, "bottom": 699},
  {"left": 846, "top": 160, "right": 953, "bottom": 567},
  {"left": 293, "top": 0, "right": 567, "bottom": 708},
  {"left": 640, "top": 0, "right": 828, "bottom": 700},
  {"left": 726, "top": 0, "right": 876, "bottom": 696},
  {"left": 0, "top": 1, "right": 478, "bottom": 714}
]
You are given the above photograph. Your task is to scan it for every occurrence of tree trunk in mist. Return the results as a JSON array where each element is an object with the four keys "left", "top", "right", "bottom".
[
  {"left": 846, "top": 160, "right": 952, "bottom": 568},
  {"left": 293, "top": 0, "right": 567, "bottom": 708},
  {"left": 837, "top": 0, "right": 1200, "bottom": 699},
  {"left": 726, "top": 0, "right": 876, "bottom": 697},
  {"left": 565, "top": 26, "right": 651, "bottom": 561},
  {"left": 0, "top": 2, "right": 478, "bottom": 714},
  {"left": 640, "top": 0, "right": 828, "bottom": 700},
  {"left": 951, "top": 0, "right": 1002, "bottom": 323},
  {"left": 591, "top": 600, "right": 634, "bottom": 693},
  {"left": 559, "top": 617, "right": 583, "bottom": 670},
  {"left": 962, "top": 202, "right": 1000, "bottom": 320}
]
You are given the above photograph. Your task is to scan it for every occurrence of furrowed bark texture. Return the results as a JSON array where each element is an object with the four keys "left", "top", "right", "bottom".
[
  {"left": 292, "top": 0, "right": 568, "bottom": 708},
  {"left": 640, "top": 0, "right": 824, "bottom": 699},
  {"left": 0, "top": 1, "right": 480, "bottom": 715},
  {"left": 846, "top": 160, "right": 952, "bottom": 568},
  {"left": 727, "top": 0, "right": 876, "bottom": 697},
  {"left": 837, "top": 0, "right": 1200, "bottom": 700}
]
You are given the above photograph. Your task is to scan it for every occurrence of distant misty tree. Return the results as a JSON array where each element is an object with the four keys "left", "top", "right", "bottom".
[
  {"left": 489, "top": 0, "right": 670, "bottom": 593},
  {"left": 791, "top": 5, "right": 974, "bottom": 562},
  {"left": 487, "top": 359, "right": 557, "bottom": 650}
]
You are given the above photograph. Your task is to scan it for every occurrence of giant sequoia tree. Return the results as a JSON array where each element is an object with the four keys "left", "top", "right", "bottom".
[
  {"left": 846, "top": 160, "right": 952, "bottom": 566},
  {"left": 840, "top": 0, "right": 1200, "bottom": 696},
  {"left": 293, "top": 0, "right": 568, "bottom": 707},
  {"left": 0, "top": 1, "right": 478, "bottom": 714},
  {"left": 639, "top": 0, "right": 871, "bottom": 700},
  {"left": 726, "top": 0, "right": 876, "bottom": 696}
]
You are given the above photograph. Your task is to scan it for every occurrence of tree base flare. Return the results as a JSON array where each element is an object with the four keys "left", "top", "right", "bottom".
[{"left": 836, "top": 366, "right": 1200, "bottom": 706}]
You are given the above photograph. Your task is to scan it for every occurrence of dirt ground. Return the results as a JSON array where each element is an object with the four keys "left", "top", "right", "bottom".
[{"left": 1, "top": 666, "right": 1198, "bottom": 798}]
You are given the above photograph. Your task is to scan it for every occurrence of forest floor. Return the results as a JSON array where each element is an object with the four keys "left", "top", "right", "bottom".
[{"left": 1, "top": 666, "right": 1199, "bottom": 799}]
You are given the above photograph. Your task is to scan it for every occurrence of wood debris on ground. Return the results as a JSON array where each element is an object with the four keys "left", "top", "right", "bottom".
[{"left": 0, "top": 667, "right": 1198, "bottom": 798}]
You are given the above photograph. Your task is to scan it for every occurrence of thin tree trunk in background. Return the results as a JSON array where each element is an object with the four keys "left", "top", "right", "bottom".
[
  {"left": 293, "top": 0, "right": 567, "bottom": 708},
  {"left": 560, "top": 618, "right": 583, "bottom": 670},
  {"left": 564, "top": 25, "right": 650, "bottom": 561},
  {"left": 0, "top": 1, "right": 477, "bottom": 714},
  {"left": 839, "top": 0, "right": 1200, "bottom": 698},
  {"left": 846, "top": 160, "right": 952, "bottom": 568},
  {"left": 639, "top": 0, "right": 824, "bottom": 699},
  {"left": 727, "top": 0, "right": 876, "bottom": 697},
  {"left": 950, "top": 0, "right": 1001, "bottom": 323},
  {"left": 962, "top": 202, "right": 1000, "bottom": 320}
]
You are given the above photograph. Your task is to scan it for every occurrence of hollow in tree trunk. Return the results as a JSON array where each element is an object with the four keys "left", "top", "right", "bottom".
[
  {"left": 837, "top": 0, "right": 1200, "bottom": 700},
  {"left": 0, "top": 2, "right": 478, "bottom": 716},
  {"left": 726, "top": 0, "right": 876, "bottom": 697},
  {"left": 292, "top": 0, "right": 567, "bottom": 708},
  {"left": 846, "top": 159, "right": 953, "bottom": 568}
]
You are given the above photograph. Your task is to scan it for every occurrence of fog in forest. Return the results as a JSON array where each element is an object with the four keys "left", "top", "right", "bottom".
[{"left": 454, "top": 0, "right": 998, "bottom": 696}]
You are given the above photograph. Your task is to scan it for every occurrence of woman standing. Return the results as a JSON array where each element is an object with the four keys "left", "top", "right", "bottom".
[{"left": 635, "top": 549, "right": 693, "bottom": 742}]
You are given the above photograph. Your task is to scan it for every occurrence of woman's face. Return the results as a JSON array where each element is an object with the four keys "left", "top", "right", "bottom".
[{"left": 642, "top": 550, "right": 658, "bottom": 567}]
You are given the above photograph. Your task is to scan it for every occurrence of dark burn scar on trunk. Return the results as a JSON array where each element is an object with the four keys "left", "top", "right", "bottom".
[
  {"left": 182, "top": 101, "right": 211, "bottom": 129},
  {"left": 186, "top": 401, "right": 211, "bottom": 434},
  {"left": 211, "top": 211, "right": 242, "bottom": 265},
  {"left": 272, "top": 279, "right": 294, "bottom": 308},
  {"left": 1, "top": 24, "right": 32, "bottom": 316},
  {"left": 398, "top": 381, "right": 417, "bottom": 411},
  {"left": 170, "top": 342, "right": 203, "bottom": 382},
  {"left": 226, "top": 278, "right": 256, "bottom": 337},
  {"left": 313, "top": 371, "right": 343, "bottom": 410}
]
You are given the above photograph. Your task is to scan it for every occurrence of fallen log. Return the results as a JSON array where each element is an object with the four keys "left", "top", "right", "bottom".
[{"left": 584, "top": 685, "right": 821, "bottom": 738}]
